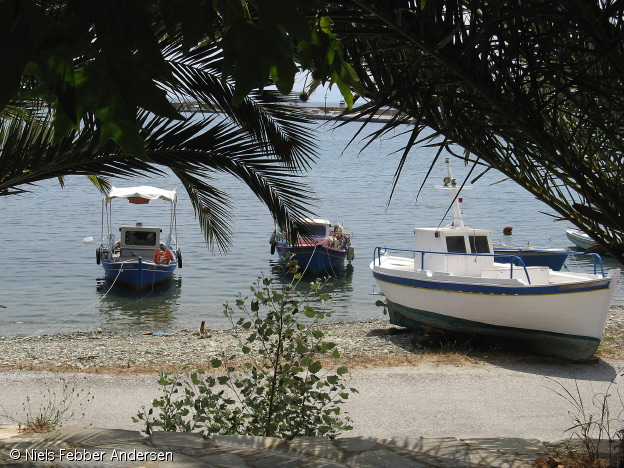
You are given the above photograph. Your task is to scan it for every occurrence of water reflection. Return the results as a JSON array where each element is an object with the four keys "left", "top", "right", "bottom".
[
  {"left": 269, "top": 263, "right": 356, "bottom": 321},
  {"left": 96, "top": 276, "right": 182, "bottom": 331}
]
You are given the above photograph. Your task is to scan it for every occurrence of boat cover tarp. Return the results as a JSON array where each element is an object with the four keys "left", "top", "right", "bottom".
[{"left": 105, "top": 186, "right": 176, "bottom": 203}]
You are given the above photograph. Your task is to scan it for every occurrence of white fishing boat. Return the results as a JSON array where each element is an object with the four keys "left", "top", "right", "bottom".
[
  {"left": 96, "top": 186, "right": 182, "bottom": 290},
  {"left": 566, "top": 228, "right": 597, "bottom": 250},
  {"left": 370, "top": 158, "right": 620, "bottom": 361}
]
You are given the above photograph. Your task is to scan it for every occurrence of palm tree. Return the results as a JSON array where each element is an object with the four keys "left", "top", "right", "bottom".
[
  {"left": 316, "top": 1, "right": 624, "bottom": 263},
  {"left": 1, "top": 37, "right": 318, "bottom": 251}
]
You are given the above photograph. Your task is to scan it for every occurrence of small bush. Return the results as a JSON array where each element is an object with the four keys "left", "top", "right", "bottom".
[
  {"left": 135, "top": 272, "right": 357, "bottom": 439},
  {"left": 1, "top": 377, "right": 94, "bottom": 433},
  {"left": 546, "top": 377, "right": 624, "bottom": 467}
]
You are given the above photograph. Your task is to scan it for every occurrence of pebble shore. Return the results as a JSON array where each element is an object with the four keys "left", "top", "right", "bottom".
[
  {"left": 0, "top": 319, "right": 414, "bottom": 373},
  {"left": 1, "top": 306, "right": 623, "bottom": 373}
]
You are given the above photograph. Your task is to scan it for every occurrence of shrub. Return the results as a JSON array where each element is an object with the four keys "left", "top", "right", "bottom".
[
  {"left": 1, "top": 377, "right": 94, "bottom": 433},
  {"left": 135, "top": 272, "right": 357, "bottom": 439}
]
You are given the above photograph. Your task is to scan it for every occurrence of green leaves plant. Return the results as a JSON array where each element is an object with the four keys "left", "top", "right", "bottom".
[
  {"left": 137, "top": 270, "right": 355, "bottom": 439},
  {"left": 328, "top": 0, "right": 624, "bottom": 260}
]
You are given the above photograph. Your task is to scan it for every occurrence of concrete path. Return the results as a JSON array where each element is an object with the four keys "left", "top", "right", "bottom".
[
  {"left": 0, "top": 360, "right": 622, "bottom": 466},
  {"left": 0, "top": 425, "right": 585, "bottom": 467}
]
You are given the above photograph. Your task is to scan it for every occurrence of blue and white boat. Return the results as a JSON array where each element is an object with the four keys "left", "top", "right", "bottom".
[
  {"left": 270, "top": 219, "right": 354, "bottom": 275},
  {"left": 492, "top": 243, "right": 571, "bottom": 271},
  {"left": 96, "top": 186, "right": 182, "bottom": 290},
  {"left": 566, "top": 228, "right": 598, "bottom": 250},
  {"left": 370, "top": 158, "right": 620, "bottom": 361}
]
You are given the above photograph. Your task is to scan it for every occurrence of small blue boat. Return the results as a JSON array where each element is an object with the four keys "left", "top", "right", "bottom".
[
  {"left": 97, "top": 186, "right": 182, "bottom": 290},
  {"left": 270, "top": 219, "right": 354, "bottom": 275},
  {"left": 493, "top": 244, "right": 571, "bottom": 271}
]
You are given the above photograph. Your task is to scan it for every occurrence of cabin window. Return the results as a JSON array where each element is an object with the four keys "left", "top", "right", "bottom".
[
  {"left": 446, "top": 236, "right": 467, "bottom": 253},
  {"left": 469, "top": 235, "right": 490, "bottom": 254},
  {"left": 299, "top": 224, "right": 327, "bottom": 238},
  {"left": 124, "top": 230, "right": 157, "bottom": 246}
]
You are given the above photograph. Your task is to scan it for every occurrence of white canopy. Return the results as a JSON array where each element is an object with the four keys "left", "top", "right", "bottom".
[{"left": 105, "top": 186, "right": 177, "bottom": 204}]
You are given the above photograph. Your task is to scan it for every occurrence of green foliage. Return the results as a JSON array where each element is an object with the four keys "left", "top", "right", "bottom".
[
  {"left": 1, "top": 37, "right": 320, "bottom": 252},
  {"left": 327, "top": 1, "right": 624, "bottom": 260},
  {"left": 135, "top": 271, "right": 356, "bottom": 439},
  {"left": 0, "top": 0, "right": 360, "bottom": 155}
]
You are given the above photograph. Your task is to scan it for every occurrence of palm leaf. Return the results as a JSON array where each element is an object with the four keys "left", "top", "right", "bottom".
[{"left": 324, "top": 0, "right": 624, "bottom": 261}]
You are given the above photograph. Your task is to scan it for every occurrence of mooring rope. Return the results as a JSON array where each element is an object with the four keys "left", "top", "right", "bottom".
[{"left": 49, "top": 261, "right": 128, "bottom": 330}]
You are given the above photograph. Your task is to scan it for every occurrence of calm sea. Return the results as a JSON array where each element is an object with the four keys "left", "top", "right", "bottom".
[{"left": 1, "top": 119, "right": 622, "bottom": 336}]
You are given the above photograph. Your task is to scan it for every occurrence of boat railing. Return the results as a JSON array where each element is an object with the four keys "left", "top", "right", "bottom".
[
  {"left": 373, "top": 246, "right": 533, "bottom": 283},
  {"left": 373, "top": 247, "right": 609, "bottom": 282},
  {"left": 100, "top": 233, "right": 116, "bottom": 253},
  {"left": 584, "top": 253, "right": 606, "bottom": 277}
]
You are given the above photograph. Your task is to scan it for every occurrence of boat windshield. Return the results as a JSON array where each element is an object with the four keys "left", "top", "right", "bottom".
[
  {"left": 124, "top": 231, "right": 157, "bottom": 246},
  {"left": 300, "top": 224, "right": 328, "bottom": 238},
  {"left": 445, "top": 235, "right": 491, "bottom": 254},
  {"left": 469, "top": 235, "right": 490, "bottom": 254},
  {"left": 446, "top": 236, "right": 467, "bottom": 253}
]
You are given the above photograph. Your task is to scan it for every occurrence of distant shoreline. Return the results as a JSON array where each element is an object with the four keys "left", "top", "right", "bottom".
[{"left": 176, "top": 102, "right": 405, "bottom": 123}]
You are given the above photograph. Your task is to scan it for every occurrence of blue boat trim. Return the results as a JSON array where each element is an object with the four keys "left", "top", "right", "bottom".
[
  {"left": 275, "top": 243, "right": 347, "bottom": 275},
  {"left": 102, "top": 257, "right": 177, "bottom": 290},
  {"left": 493, "top": 249, "right": 569, "bottom": 271},
  {"left": 372, "top": 270, "right": 611, "bottom": 296},
  {"left": 385, "top": 301, "right": 600, "bottom": 361},
  {"left": 277, "top": 244, "right": 347, "bottom": 259}
]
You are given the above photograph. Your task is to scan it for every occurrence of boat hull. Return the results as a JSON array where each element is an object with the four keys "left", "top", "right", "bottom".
[
  {"left": 371, "top": 259, "right": 619, "bottom": 360},
  {"left": 566, "top": 229, "right": 596, "bottom": 250},
  {"left": 384, "top": 301, "right": 601, "bottom": 361},
  {"left": 102, "top": 257, "right": 177, "bottom": 290},
  {"left": 276, "top": 243, "right": 347, "bottom": 275},
  {"left": 493, "top": 248, "right": 569, "bottom": 271}
]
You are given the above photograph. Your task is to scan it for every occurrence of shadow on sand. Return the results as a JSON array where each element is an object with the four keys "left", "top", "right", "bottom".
[{"left": 367, "top": 325, "right": 619, "bottom": 382}]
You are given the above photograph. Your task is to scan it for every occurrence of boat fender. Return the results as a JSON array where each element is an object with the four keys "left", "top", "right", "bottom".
[
  {"left": 269, "top": 231, "right": 277, "bottom": 255},
  {"left": 270, "top": 242, "right": 276, "bottom": 255},
  {"left": 96, "top": 248, "right": 101, "bottom": 265},
  {"left": 153, "top": 248, "right": 173, "bottom": 265},
  {"left": 347, "top": 246, "right": 355, "bottom": 261},
  {"left": 177, "top": 249, "right": 183, "bottom": 268}
]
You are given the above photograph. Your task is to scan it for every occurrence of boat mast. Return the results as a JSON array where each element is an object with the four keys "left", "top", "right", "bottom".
[{"left": 443, "top": 157, "right": 465, "bottom": 228}]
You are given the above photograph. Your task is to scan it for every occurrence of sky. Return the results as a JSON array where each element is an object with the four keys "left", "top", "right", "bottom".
[{"left": 292, "top": 73, "right": 345, "bottom": 105}]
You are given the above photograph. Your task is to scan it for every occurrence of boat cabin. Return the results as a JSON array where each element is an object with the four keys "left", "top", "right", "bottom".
[
  {"left": 414, "top": 227, "right": 494, "bottom": 276},
  {"left": 299, "top": 219, "right": 331, "bottom": 240},
  {"left": 118, "top": 223, "right": 162, "bottom": 260},
  {"left": 293, "top": 219, "right": 350, "bottom": 249}
]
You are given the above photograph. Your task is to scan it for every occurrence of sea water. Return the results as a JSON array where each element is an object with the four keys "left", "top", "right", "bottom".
[{"left": 1, "top": 119, "right": 621, "bottom": 336}]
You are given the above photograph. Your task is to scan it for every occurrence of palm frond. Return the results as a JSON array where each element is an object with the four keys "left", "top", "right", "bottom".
[
  {"left": 324, "top": 0, "right": 624, "bottom": 261},
  {"left": 2, "top": 26, "right": 322, "bottom": 249},
  {"left": 161, "top": 37, "right": 318, "bottom": 172}
]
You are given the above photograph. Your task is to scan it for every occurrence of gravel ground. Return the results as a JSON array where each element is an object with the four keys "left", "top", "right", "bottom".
[
  {"left": 1, "top": 309, "right": 624, "bottom": 442},
  {"left": 1, "top": 305, "right": 623, "bottom": 373},
  {"left": 0, "top": 319, "right": 417, "bottom": 373}
]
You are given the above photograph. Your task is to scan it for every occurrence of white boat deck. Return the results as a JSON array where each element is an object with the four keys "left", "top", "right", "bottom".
[{"left": 376, "top": 255, "right": 602, "bottom": 286}]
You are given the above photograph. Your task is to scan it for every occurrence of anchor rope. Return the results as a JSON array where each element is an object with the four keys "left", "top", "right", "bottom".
[{"left": 26, "top": 260, "right": 129, "bottom": 336}]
